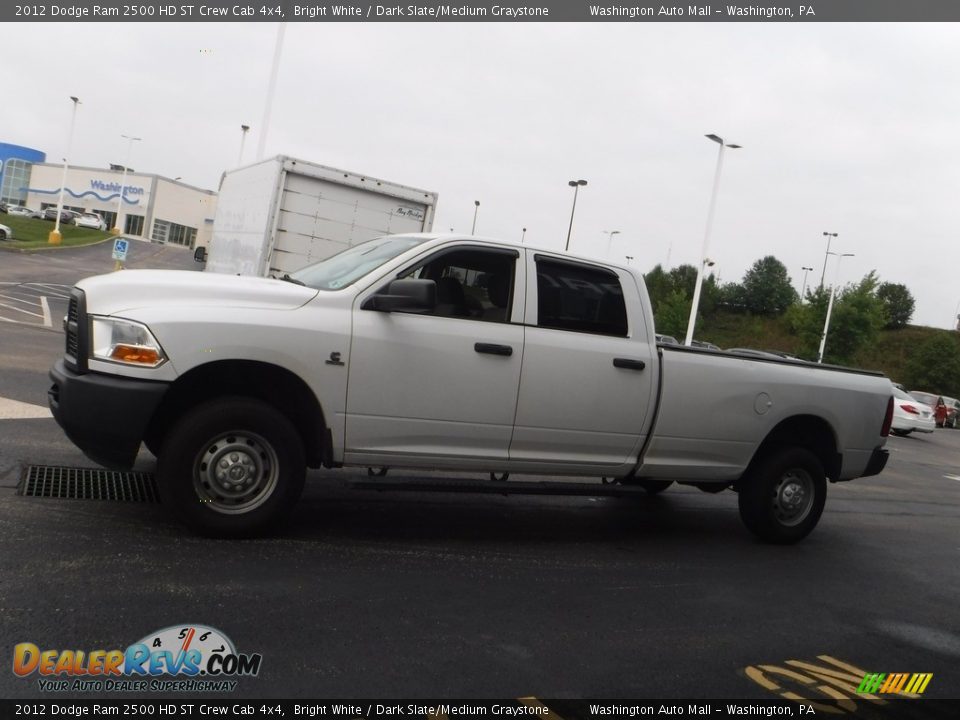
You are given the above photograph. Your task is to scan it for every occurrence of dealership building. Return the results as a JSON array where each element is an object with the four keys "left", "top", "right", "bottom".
[
  {"left": 0, "top": 142, "right": 47, "bottom": 206},
  {"left": 25, "top": 163, "right": 217, "bottom": 248}
]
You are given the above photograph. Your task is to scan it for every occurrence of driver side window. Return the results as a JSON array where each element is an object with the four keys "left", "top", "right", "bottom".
[{"left": 400, "top": 248, "right": 517, "bottom": 322}]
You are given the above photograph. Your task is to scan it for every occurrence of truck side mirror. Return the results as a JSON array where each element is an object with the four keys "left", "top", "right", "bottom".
[
  {"left": 194, "top": 247, "right": 207, "bottom": 263},
  {"left": 362, "top": 279, "right": 436, "bottom": 313}
]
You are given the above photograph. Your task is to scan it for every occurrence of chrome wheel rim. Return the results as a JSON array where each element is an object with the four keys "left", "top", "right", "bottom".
[
  {"left": 193, "top": 431, "right": 279, "bottom": 514},
  {"left": 772, "top": 468, "right": 814, "bottom": 527}
]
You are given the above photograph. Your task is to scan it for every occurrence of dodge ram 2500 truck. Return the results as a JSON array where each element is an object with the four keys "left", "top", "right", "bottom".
[{"left": 48, "top": 234, "right": 894, "bottom": 543}]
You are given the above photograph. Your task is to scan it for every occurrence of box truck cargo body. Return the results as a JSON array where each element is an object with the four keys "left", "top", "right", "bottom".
[{"left": 204, "top": 156, "right": 438, "bottom": 276}]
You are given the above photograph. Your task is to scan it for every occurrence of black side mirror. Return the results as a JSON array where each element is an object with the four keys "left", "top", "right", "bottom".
[
  {"left": 194, "top": 246, "right": 207, "bottom": 263},
  {"left": 362, "top": 279, "right": 436, "bottom": 312}
]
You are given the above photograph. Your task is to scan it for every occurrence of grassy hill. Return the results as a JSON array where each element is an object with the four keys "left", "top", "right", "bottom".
[{"left": 697, "top": 310, "right": 953, "bottom": 388}]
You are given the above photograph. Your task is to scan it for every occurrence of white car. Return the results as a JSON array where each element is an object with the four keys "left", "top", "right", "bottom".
[
  {"left": 891, "top": 387, "right": 936, "bottom": 435},
  {"left": 0, "top": 223, "right": 13, "bottom": 241},
  {"left": 6, "top": 205, "right": 33, "bottom": 218},
  {"left": 74, "top": 213, "right": 107, "bottom": 230}
]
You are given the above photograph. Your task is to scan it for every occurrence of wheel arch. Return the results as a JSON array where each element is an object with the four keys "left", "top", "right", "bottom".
[
  {"left": 145, "top": 360, "right": 330, "bottom": 468},
  {"left": 747, "top": 414, "right": 841, "bottom": 481}
]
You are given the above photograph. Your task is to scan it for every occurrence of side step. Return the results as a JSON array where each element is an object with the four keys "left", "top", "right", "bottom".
[{"left": 347, "top": 477, "right": 655, "bottom": 497}]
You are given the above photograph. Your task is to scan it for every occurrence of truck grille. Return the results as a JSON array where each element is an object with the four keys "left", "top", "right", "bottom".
[{"left": 64, "top": 289, "right": 87, "bottom": 371}]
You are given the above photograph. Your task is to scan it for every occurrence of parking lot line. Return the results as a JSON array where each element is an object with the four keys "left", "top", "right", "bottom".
[
  {"left": 40, "top": 296, "right": 51, "bottom": 327},
  {"left": 0, "top": 396, "right": 52, "bottom": 420}
]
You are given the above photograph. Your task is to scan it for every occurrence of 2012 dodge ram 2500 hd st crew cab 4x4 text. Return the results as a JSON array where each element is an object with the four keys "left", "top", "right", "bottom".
[{"left": 48, "top": 234, "right": 893, "bottom": 543}]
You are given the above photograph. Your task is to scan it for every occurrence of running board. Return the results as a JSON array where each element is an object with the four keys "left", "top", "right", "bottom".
[{"left": 346, "top": 477, "right": 653, "bottom": 497}]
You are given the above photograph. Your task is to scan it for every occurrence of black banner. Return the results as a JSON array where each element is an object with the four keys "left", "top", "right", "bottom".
[{"left": 7, "top": 0, "right": 960, "bottom": 24}]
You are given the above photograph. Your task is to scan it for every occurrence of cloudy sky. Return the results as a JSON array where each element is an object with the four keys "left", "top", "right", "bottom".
[{"left": 4, "top": 21, "right": 959, "bottom": 328}]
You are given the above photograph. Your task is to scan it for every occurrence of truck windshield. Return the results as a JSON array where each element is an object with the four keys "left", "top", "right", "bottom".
[{"left": 287, "top": 236, "right": 429, "bottom": 290}]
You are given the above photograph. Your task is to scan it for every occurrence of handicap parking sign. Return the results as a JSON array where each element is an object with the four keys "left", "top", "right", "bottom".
[{"left": 112, "top": 238, "right": 129, "bottom": 261}]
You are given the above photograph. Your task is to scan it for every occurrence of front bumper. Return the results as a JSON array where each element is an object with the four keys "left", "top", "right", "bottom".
[{"left": 48, "top": 359, "right": 169, "bottom": 469}]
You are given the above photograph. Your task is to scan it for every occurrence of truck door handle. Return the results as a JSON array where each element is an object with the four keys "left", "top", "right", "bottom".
[
  {"left": 475, "top": 343, "right": 513, "bottom": 357},
  {"left": 613, "top": 358, "right": 646, "bottom": 371}
]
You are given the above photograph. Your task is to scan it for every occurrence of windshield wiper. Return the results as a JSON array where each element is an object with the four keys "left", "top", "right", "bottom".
[{"left": 278, "top": 273, "right": 306, "bottom": 286}]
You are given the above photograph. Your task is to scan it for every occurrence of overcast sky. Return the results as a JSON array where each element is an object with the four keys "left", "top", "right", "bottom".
[{"left": 4, "top": 21, "right": 959, "bottom": 328}]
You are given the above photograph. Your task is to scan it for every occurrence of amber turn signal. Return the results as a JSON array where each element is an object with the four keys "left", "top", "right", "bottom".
[{"left": 109, "top": 344, "right": 162, "bottom": 366}]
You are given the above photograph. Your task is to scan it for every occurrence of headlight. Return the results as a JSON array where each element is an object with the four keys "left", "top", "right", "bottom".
[{"left": 90, "top": 316, "right": 167, "bottom": 367}]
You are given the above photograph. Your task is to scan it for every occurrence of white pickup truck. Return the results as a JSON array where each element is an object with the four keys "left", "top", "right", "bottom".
[{"left": 48, "top": 234, "right": 894, "bottom": 543}]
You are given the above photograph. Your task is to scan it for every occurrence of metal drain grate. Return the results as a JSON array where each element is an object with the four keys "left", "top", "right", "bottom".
[{"left": 20, "top": 465, "right": 159, "bottom": 503}]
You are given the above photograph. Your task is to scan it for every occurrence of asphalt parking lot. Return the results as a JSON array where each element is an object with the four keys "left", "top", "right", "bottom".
[{"left": 1, "top": 243, "right": 959, "bottom": 703}]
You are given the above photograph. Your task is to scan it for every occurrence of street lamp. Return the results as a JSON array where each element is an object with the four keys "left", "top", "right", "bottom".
[
  {"left": 818, "top": 232, "right": 838, "bottom": 290},
  {"left": 257, "top": 23, "right": 287, "bottom": 160},
  {"left": 49, "top": 96, "right": 81, "bottom": 245},
  {"left": 239, "top": 124, "right": 250, "bottom": 165},
  {"left": 521, "top": 227, "right": 527, "bottom": 244},
  {"left": 471, "top": 200, "right": 480, "bottom": 234},
  {"left": 602, "top": 229, "right": 621, "bottom": 257},
  {"left": 684, "top": 133, "right": 741, "bottom": 346},
  {"left": 799, "top": 265, "right": 814, "bottom": 302},
  {"left": 112, "top": 134, "right": 142, "bottom": 235},
  {"left": 564, "top": 179, "right": 588, "bottom": 251},
  {"left": 625, "top": 255, "right": 634, "bottom": 266},
  {"left": 817, "top": 252, "right": 855, "bottom": 363}
]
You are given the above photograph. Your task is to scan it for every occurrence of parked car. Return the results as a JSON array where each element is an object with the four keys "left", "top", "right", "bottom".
[
  {"left": 890, "top": 387, "right": 936, "bottom": 436},
  {"left": 908, "top": 391, "right": 947, "bottom": 427},
  {"left": 942, "top": 397, "right": 960, "bottom": 428},
  {"left": 6, "top": 205, "right": 33, "bottom": 218},
  {"left": 655, "top": 334, "right": 679, "bottom": 345},
  {"left": 74, "top": 213, "right": 107, "bottom": 230},
  {"left": 43, "top": 207, "right": 80, "bottom": 223},
  {"left": 727, "top": 348, "right": 782, "bottom": 359},
  {"left": 0, "top": 223, "right": 13, "bottom": 241},
  {"left": 690, "top": 340, "right": 721, "bottom": 350}
]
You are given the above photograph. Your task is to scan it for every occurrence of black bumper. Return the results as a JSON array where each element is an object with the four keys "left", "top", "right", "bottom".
[
  {"left": 48, "top": 359, "right": 169, "bottom": 469},
  {"left": 862, "top": 446, "right": 889, "bottom": 478}
]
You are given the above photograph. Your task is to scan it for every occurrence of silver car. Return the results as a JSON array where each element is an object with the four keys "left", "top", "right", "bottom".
[{"left": 0, "top": 223, "right": 13, "bottom": 241}]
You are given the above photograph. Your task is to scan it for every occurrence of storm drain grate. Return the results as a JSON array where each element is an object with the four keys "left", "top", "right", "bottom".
[{"left": 19, "top": 466, "right": 159, "bottom": 503}]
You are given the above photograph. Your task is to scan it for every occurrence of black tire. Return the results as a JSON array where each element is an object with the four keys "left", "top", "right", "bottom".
[
  {"left": 157, "top": 396, "right": 306, "bottom": 537},
  {"left": 0, "top": 229, "right": 7, "bottom": 240},
  {"left": 738, "top": 446, "right": 826, "bottom": 544}
]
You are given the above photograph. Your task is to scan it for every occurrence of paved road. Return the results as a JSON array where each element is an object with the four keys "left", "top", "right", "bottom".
[{"left": 0, "top": 245, "right": 958, "bottom": 704}]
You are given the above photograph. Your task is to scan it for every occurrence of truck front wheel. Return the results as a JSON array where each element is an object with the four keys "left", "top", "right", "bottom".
[
  {"left": 157, "top": 397, "right": 306, "bottom": 537},
  {"left": 737, "top": 447, "right": 826, "bottom": 544}
]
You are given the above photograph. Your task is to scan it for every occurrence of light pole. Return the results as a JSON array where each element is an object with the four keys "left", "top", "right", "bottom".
[
  {"left": 799, "top": 265, "right": 814, "bottom": 302},
  {"left": 471, "top": 200, "right": 480, "bottom": 234},
  {"left": 257, "top": 22, "right": 287, "bottom": 160},
  {"left": 238, "top": 124, "right": 250, "bottom": 165},
  {"left": 602, "top": 229, "right": 621, "bottom": 257},
  {"left": 684, "top": 133, "right": 741, "bottom": 346},
  {"left": 817, "top": 252, "right": 855, "bottom": 363},
  {"left": 818, "top": 232, "right": 838, "bottom": 290},
  {"left": 564, "top": 179, "right": 587, "bottom": 251},
  {"left": 521, "top": 227, "right": 527, "bottom": 244},
  {"left": 49, "top": 95, "right": 81, "bottom": 245},
  {"left": 625, "top": 255, "right": 634, "bottom": 266},
  {"left": 112, "top": 134, "right": 142, "bottom": 235}
]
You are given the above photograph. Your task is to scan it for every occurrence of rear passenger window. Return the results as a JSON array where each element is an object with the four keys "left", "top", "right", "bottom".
[{"left": 536, "top": 258, "right": 628, "bottom": 337}]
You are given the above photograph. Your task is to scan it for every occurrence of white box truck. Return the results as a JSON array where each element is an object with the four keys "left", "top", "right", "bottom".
[{"left": 197, "top": 155, "right": 438, "bottom": 277}]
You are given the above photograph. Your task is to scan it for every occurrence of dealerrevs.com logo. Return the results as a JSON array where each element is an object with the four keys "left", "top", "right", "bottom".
[{"left": 13, "top": 624, "right": 262, "bottom": 693}]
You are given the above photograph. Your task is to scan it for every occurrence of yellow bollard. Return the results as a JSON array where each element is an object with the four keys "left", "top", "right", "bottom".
[{"left": 48, "top": 229, "right": 62, "bottom": 245}]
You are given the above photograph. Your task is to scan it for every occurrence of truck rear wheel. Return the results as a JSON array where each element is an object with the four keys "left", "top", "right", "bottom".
[
  {"left": 157, "top": 397, "right": 305, "bottom": 537},
  {"left": 738, "top": 446, "right": 826, "bottom": 544}
]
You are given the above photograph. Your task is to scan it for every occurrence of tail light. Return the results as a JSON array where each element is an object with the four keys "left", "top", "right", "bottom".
[
  {"left": 900, "top": 404, "right": 919, "bottom": 415},
  {"left": 881, "top": 396, "right": 894, "bottom": 437}
]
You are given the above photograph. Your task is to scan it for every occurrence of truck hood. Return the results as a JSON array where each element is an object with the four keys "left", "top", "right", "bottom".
[{"left": 76, "top": 270, "right": 320, "bottom": 316}]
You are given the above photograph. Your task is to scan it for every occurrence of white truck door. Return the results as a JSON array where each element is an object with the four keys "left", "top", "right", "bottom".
[
  {"left": 510, "top": 254, "right": 656, "bottom": 466},
  {"left": 344, "top": 245, "right": 525, "bottom": 463}
]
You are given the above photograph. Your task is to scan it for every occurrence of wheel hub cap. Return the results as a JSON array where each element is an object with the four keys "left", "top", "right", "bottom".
[
  {"left": 194, "top": 432, "right": 279, "bottom": 514},
  {"left": 772, "top": 469, "right": 813, "bottom": 527}
]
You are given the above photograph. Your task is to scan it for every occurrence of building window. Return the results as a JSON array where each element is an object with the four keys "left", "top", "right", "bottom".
[
  {"left": 125, "top": 214, "right": 145, "bottom": 236},
  {"left": 151, "top": 218, "right": 197, "bottom": 248},
  {"left": 0, "top": 158, "right": 33, "bottom": 205}
]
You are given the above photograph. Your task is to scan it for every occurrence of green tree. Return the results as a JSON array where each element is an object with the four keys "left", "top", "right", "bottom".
[
  {"left": 905, "top": 333, "right": 960, "bottom": 394},
  {"left": 741, "top": 256, "right": 797, "bottom": 315},
  {"left": 876, "top": 282, "right": 915, "bottom": 329},
  {"left": 643, "top": 264, "right": 672, "bottom": 315},
  {"left": 654, "top": 289, "right": 692, "bottom": 339}
]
